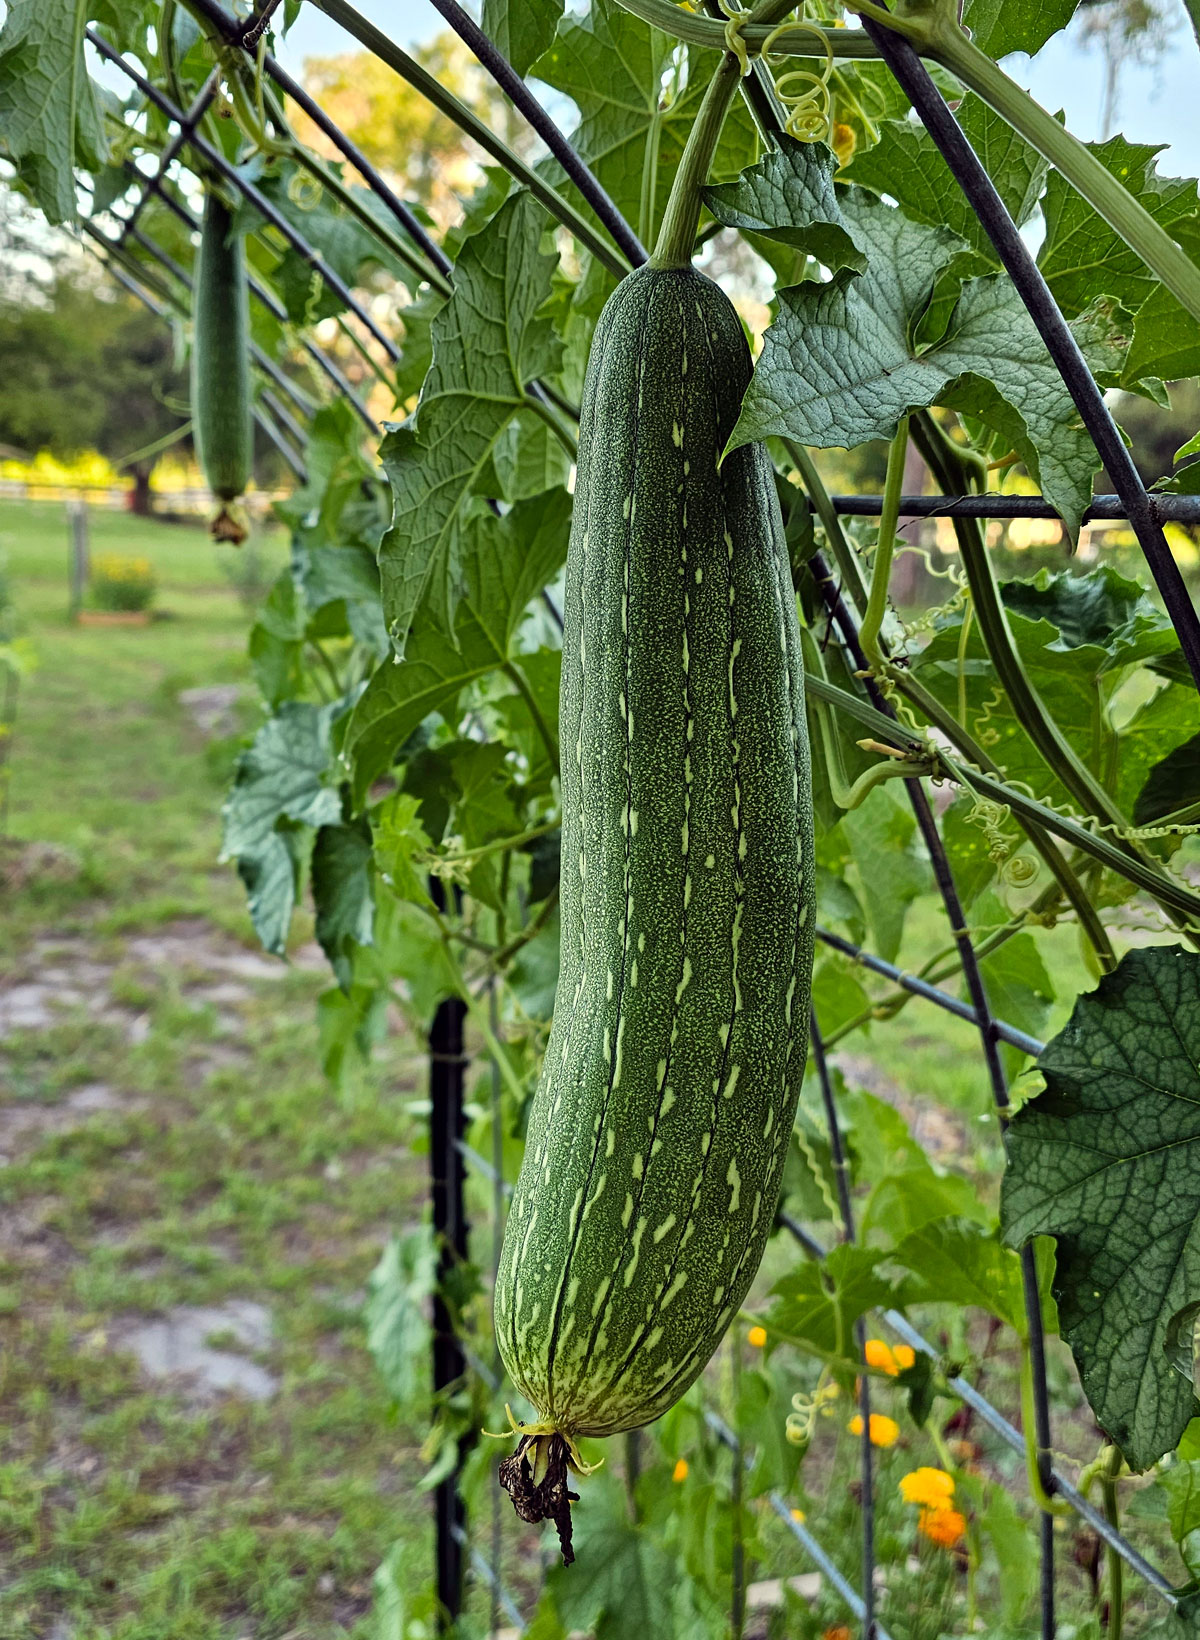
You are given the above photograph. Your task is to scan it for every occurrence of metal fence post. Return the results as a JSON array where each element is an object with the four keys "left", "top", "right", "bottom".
[
  {"left": 67, "top": 500, "right": 90, "bottom": 621},
  {"left": 429, "top": 881, "right": 471, "bottom": 1630}
]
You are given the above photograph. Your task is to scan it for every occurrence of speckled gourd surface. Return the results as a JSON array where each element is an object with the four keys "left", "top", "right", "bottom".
[{"left": 494, "top": 262, "right": 816, "bottom": 1439}]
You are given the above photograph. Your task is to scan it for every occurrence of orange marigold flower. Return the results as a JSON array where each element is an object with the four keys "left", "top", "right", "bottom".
[
  {"left": 863, "top": 1338, "right": 898, "bottom": 1375},
  {"left": 899, "top": 1467, "right": 955, "bottom": 1508},
  {"left": 892, "top": 1344, "right": 916, "bottom": 1371},
  {"left": 747, "top": 1324, "right": 768, "bottom": 1348},
  {"left": 823, "top": 1627, "right": 852, "bottom": 1640},
  {"left": 673, "top": 1458, "right": 689, "bottom": 1483},
  {"left": 847, "top": 1413, "right": 900, "bottom": 1447},
  {"left": 919, "top": 1504, "right": 966, "bottom": 1548}
]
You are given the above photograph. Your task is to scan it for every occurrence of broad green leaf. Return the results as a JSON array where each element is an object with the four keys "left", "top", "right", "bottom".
[
  {"left": 317, "top": 981, "right": 389, "bottom": 1089},
  {"left": 1038, "top": 136, "right": 1199, "bottom": 321},
  {"left": 365, "top": 1227, "right": 436, "bottom": 1410},
  {"left": 1161, "top": 1460, "right": 1200, "bottom": 1561},
  {"left": 844, "top": 95, "right": 1046, "bottom": 265},
  {"left": 373, "top": 792, "right": 434, "bottom": 908},
  {"left": 489, "top": 409, "right": 572, "bottom": 502},
  {"left": 962, "top": 0, "right": 1081, "bottom": 57},
  {"left": 373, "top": 894, "right": 464, "bottom": 1025},
  {"left": 343, "top": 606, "right": 506, "bottom": 806},
  {"left": 545, "top": 1518, "right": 677, "bottom": 1639},
  {"left": 0, "top": 0, "right": 108, "bottom": 225},
  {"left": 912, "top": 567, "right": 1187, "bottom": 819},
  {"left": 235, "top": 826, "right": 306, "bottom": 956},
  {"left": 959, "top": 1475, "right": 1036, "bottom": 1628},
  {"left": 482, "top": 0, "right": 563, "bottom": 78},
  {"left": 250, "top": 570, "right": 306, "bottom": 707},
  {"left": 1135, "top": 733, "right": 1200, "bottom": 828},
  {"left": 1002, "top": 945, "right": 1200, "bottom": 1468},
  {"left": 378, "top": 191, "right": 561, "bottom": 651},
  {"left": 703, "top": 137, "right": 865, "bottom": 275},
  {"left": 530, "top": 0, "right": 758, "bottom": 241},
  {"left": 893, "top": 1217, "right": 1030, "bottom": 1335},
  {"left": 312, "top": 818, "right": 374, "bottom": 989},
  {"left": 463, "top": 487, "right": 572, "bottom": 657},
  {"left": 242, "top": 163, "right": 407, "bottom": 324},
  {"left": 732, "top": 193, "right": 1109, "bottom": 540},
  {"left": 1124, "top": 219, "right": 1200, "bottom": 387},
  {"left": 766, "top": 1242, "right": 910, "bottom": 1362},
  {"left": 347, "top": 487, "right": 569, "bottom": 804},
  {"left": 222, "top": 701, "right": 344, "bottom": 858}
]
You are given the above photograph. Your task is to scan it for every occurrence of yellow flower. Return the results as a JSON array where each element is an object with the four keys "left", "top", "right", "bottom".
[
  {"left": 832, "top": 122, "right": 857, "bottom": 166},
  {"left": 863, "top": 1338, "right": 899, "bottom": 1376},
  {"left": 919, "top": 1504, "right": 966, "bottom": 1548},
  {"left": 790, "top": 1507, "right": 806, "bottom": 1523},
  {"left": 892, "top": 1344, "right": 915, "bottom": 1371},
  {"left": 847, "top": 1413, "right": 900, "bottom": 1448},
  {"left": 899, "top": 1467, "right": 955, "bottom": 1508},
  {"left": 747, "top": 1325, "right": 768, "bottom": 1348},
  {"left": 672, "top": 1458, "right": 689, "bottom": 1483}
]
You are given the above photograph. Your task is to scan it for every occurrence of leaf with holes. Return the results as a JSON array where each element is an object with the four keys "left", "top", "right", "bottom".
[{"left": 1002, "top": 946, "right": 1200, "bottom": 1469}]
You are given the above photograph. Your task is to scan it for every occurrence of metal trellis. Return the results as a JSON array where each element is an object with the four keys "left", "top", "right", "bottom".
[{"left": 70, "top": 4, "right": 1200, "bottom": 1635}]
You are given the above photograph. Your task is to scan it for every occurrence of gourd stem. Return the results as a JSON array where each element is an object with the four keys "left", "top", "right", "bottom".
[
  {"left": 859, "top": 414, "right": 909, "bottom": 667},
  {"left": 650, "top": 0, "right": 797, "bottom": 268}
]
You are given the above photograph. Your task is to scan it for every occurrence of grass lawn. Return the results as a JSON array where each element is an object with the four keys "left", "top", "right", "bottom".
[{"left": 0, "top": 499, "right": 430, "bottom": 1640}]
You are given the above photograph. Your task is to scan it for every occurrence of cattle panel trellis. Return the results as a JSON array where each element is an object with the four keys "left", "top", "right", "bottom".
[{"left": 45, "top": 0, "right": 1200, "bottom": 1633}]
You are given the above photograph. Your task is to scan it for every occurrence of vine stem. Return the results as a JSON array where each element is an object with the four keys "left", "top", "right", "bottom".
[
  {"left": 1101, "top": 1445, "right": 1125, "bottom": 1640},
  {"left": 651, "top": 0, "right": 799, "bottom": 268},
  {"left": 859, "top": 414, "right": 909, "bottom": 667},
  {"left": 623, "top": 0, "right": 1200, "bottom": 329},
  {"left": 502, "top": 661, "right": 560, "bottom": 772}
]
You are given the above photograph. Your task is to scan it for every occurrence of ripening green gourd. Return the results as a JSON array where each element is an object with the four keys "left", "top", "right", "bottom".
[
  {"left": 192, "top": 191, "right": 253, "bottom": 544},
  {"left": 493, "top": 259, "right": 816, "bottom": 1520}
]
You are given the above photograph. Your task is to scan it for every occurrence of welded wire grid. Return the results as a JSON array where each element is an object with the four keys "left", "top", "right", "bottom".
[{"left": 73, "top": 3, "right": 1200, "bottom": 1634}]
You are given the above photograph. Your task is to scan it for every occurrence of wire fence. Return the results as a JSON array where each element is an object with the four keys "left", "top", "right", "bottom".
[{"left": 71, "top": 3, "right": 1200, "bottom": 1634}]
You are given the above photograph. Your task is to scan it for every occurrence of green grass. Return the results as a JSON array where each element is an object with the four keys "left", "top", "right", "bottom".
[{"left": 0, "top": 499, "right": 428, "bottom": 1639}]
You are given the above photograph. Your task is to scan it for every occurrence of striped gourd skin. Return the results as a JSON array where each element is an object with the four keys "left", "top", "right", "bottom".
[
  {"left": 494, "top": 264, "right": 815, "bottom": 1439},
  {"left": 192, "top": 193, "right": 253, "bottom": 504}
]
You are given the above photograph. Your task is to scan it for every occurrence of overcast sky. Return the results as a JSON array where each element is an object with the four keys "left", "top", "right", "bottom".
[{"left": 273, "top": 0, "right": 1200, "bottom": 177}]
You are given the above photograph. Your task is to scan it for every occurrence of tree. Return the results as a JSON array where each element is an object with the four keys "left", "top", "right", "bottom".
[{"left": 0, "top": 211, "right": 193, "bottom": 516}]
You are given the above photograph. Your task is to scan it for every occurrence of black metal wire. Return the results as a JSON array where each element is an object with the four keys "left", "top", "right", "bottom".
[
  {"left": 117, "top": 160, "right": 379, "bottom": 431},
  {"left": 859, "top": 15, "right": 1200, "bottom": 697},
  {"left": 815, "top": 926, "right": 1045, "bottom": 1058},
  {"left": 178, "top": 0, "right": 455, "bottom": 286},
  {"left": 86, "top": 28, "right": 402, "bottom": 364},
  {"left": 118, "top": 72, "right": 221, "bottom": 240},
  {"left": 426, "top": 0, "right": 649, "bottom": 269},
  {"left": 830, "top": 492, "right": 1200, "bottom": 524},
  {"left": 810, "top": 1011, "right": 876, "bottom": 1639},
  {"left": 810, "top": 545, "right": 1059, "bottom": 1637}
]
